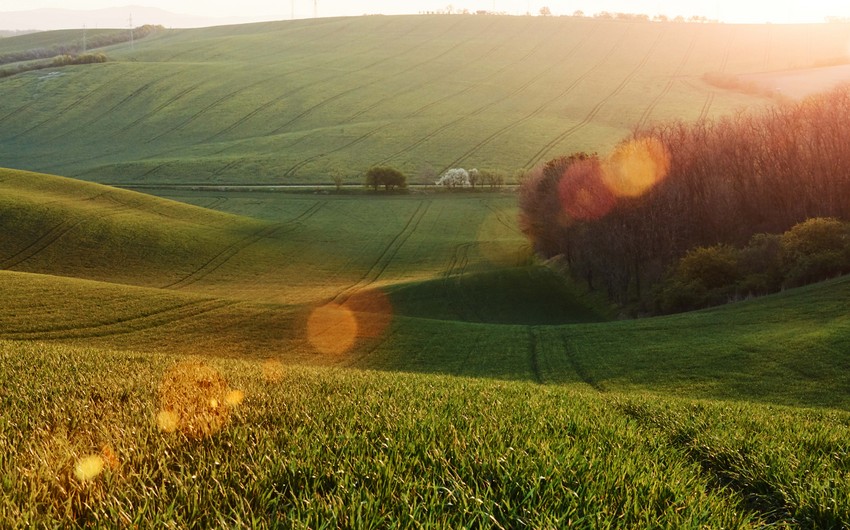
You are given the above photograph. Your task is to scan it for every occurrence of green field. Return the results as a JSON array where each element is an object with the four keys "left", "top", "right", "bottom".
[
  {"left": 3, "top": 15, "right": 850, "bottom": 527},
  {"left": 2, "top": 16, "right": 850, "bottom": 184},
  {"left": 2, "top": 166, "right": 850, "bottom": 526}
]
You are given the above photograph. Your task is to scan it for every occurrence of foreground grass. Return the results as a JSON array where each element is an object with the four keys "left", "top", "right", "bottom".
[{"left": 3, "top": 340, "right": 849, "bottom": 528}]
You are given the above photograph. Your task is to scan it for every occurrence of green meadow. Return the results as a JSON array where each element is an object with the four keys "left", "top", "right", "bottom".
[
  {"left": 2, "top": 14, "right": 850, "bottom": 527},
  {"left": 1, "top": 166, "right": 850, "bottom": 526},
  {"left": 2, "top": 16, "right": 850, "bottom": 184}
]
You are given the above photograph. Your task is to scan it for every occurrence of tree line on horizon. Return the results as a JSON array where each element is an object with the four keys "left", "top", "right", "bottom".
[{"left": 520, "top": 85, "right": 850, "bottom": 313}]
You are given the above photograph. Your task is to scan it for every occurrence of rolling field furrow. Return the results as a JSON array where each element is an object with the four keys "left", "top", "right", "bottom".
[
  {"left": 340, "top": 16, "right": 508, "bottom": 124},
  {"left": 202, "top": 36, "right": 400, "bottom": 142},
  {"left": 0, "top": 299, "right": 203, "bottom": 334},
  {"left": 0, "top": 100, "right": 36, "bottom": 128},
  {"left": 524, "top": 26, "right": 667, "bottom": 168},
  {"left": 1, "top": 299, "right": 237, "bottom": 340},
  {"left": 269, "top": 18, "right": 468, "bottom": 136},
  {"left": 0, "top": 219, "right": 72, "bottom": 268},
  {"left": 485, "top": 203, "right": 523, "bottom": 236},
  {"left": 162, "top": 224, "right": 282, "bottom": 289},
  {"left": 0, "top": 202, "right": 134, "bottom": 269},
  {"left": 143, "top": 74, "right": 284, "bottom": 144},
  {"left": 376, "top": 23, "right": 587, "bottom": 167},
  {"left": 118, "top": 80, "right": 204, "bottom": 133},
  {"left": 282, "top": 126, "right": 391, "bottom": 177},
  {"left": 635, "top": 32, "right": 699, "bottom": 130},
  {"left": 43, "top": 69, "right": 184, "bottom": 142},
  {"left": 560, "top": 334, "right": 604, "bottom": 391},
  {"left": 527, "top": 326, "right": 543, "bottom": 384},
  {"left": 698, "top": 26, "right": 736, "bottom": 123},
  {"left": 8, "top": 69, "right": 122, "bottom": 139},
  {"left": 163, "top": 201, "right": 325, "bottom": 289},
  {"left": 333, "top": 201, "right": 431, "bottom": 304},
  {"left": 440, "top": 20, "right": 609, "bottom": 170}
]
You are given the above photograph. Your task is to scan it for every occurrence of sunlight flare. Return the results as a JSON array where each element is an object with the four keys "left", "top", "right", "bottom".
[
  {"left": 74, "top": 455, "right": 104, "bottom": 482},
  {"left": 157, "top": 360, "right": 231, "bottom": 439},
  {"left": 602, "top": 138, "right": 670, "bottom": 198},
  {"left": 307, "top": 303, "right": 358, "bottom": 354}
]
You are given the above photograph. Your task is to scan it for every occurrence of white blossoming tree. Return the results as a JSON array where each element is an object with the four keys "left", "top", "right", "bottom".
[{"left": 435, "top": 168, "right": 470, "bottom": 189}]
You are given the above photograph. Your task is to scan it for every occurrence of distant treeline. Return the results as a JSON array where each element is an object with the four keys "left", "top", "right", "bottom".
[
  {"left": 0, "top": 25, "right": 163, "bottom": 66},
  {"left": 0, "top": 52, "right": 107, "bottom": 79},
  {"left": 520, "top": 85, "right": 850, "bottom": 312}
]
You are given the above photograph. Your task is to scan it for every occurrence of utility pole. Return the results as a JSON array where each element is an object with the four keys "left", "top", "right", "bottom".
[
  {"left": 291, "top": 0, "right": 295, "bottom": 20},
  {"left": 129, "top": 14, "right": 134, "bottom": 50},
  {"left": 313, "top": 0, "right": 318, "bottom": 18}
]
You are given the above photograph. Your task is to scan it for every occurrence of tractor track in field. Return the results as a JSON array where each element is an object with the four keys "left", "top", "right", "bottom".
[
  {"left": 527, "top": 327, "right": 543, "bottom": 384},
  {"left": 163, "top": 200, "right": 325, "bottom": 290},
  {"left": 443, "top": 243, "right": 472, "bottom": 281},
  {"left": 9, "top": 72, "right": 124, "bottom": 140},
  {"left": 440, "top": 20, "right": 611, "bottom": 171},
  {"left": 340, "top": 17, "right": 509, "bottom": 125},
  {"left": 525, "top": 26, "right": 667, "bottom": 169},
  {"left": 144, "top": 73, "right": 290, "bottom": 144},
  {"left": 1, "top": 299, "right": 238, "bottom": 341},
  {"left": 44, "top": 69, "right": 185, "bottom": 142},
  {"left": 560, "top": 335, "right": 604, "bottom": 391},
  {"left": 0, "top": 200, "right": 134, "bottom": 270},
  {"left": 279, "top": 19, "right": 514, "bottom": 177},
  {"left": 0, "top": 100, "right": 37, "bottom": 129},
  {"left": 118, "top": 81, "right": 206, "bottom": 134},
  {"left": 202, "top": 21, "right": 408, "bottom": 143},
  {"left": 269, "top": 18, "right": 468, "bottom": 137},
  {"left": 485, "top": 203, "right": 522, "bottom": 236},
  {"left": 332, "top": 200, "right": 431, "bottom": 305},
  {"left": 698, "top": 26, "right": 736, "bottom": 123},
  {"left": 635, "top": 32, "right": 699, "bottom": 130},
  {"left": 377, "top": 20, "right": 593, "bottom": 167}
]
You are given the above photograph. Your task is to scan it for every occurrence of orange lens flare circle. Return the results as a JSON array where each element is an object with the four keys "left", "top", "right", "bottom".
[
  {"left": 557, "top": 158, "right": 616, "bottom": 221},
  {"left": 602, "top": 137, "right": 671, "bottom": 198},
  {"left": 307, "top": 303, "right": 359, "bottom": 355}
]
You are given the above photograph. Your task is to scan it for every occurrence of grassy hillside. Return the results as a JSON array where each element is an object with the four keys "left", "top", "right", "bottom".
[
  {"left": 2, "top": 340, "right": 849, "bottom": 527},
  {"left": 2, "top": 168, "right": 849, "bottom": 410},
  {"left": 4, "top": 169, "right": 850, "bottom": 525},
  {"left": 1, "top": 16, "right": 849, "bottom": 183}
]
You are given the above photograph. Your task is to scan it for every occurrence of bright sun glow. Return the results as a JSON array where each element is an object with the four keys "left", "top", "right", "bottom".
[{"left": 2, "top": 1, "right": 850, "bottom": 28}]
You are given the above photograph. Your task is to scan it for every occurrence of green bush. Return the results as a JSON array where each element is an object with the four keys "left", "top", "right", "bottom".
[{"left": 781, "top": 218, "right": 850, "bottom": 286}]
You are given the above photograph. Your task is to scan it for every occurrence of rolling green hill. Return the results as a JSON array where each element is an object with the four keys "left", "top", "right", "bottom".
[
  {"left": 2, "top": 16, "right": 849, "bottom": 184},
  {"left": 2, "top": 167, "right": 849, "bottom": 410},
  {"left": 3, "top": 168, "right": 850, "bottom": 526}
]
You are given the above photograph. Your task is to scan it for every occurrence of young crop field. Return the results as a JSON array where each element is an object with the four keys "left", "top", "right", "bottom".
[
  {"left": 4, "top": 10, "right": 850, "bottom": 515},
  {"left": 2, "top": 340, "right": 849, "bottom": 527},
  {"left": 2, "top": 16, "right": 850, "bottom": 184},
  {"left": 2, "top": 165, "right": 850, "bottom": 525}
]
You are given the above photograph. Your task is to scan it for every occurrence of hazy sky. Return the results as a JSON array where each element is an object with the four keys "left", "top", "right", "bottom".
[{"left": 2, "top": 0, "right": 850, "bottom": 24}]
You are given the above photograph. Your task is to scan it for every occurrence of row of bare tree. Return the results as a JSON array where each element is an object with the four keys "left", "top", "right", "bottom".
[{"left": 520, "top": 85, "right": 850, "bottom": 311}]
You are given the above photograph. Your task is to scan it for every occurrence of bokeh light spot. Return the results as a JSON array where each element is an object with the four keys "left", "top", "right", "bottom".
[
  {"left": 557, "top": 158, "right": 617, "bottom": 221},
  {"left": 307, "top": 303, "right": 358, "bottom": 354},
  {"left": 602, "top": 137, "right": 670, "bottom": 198},
  {"left": 225, "top": 389, "right": 245, "bottom": 407},
  {"left": 74, "top": 455, "right": 104, "bottom": 482},
  {"left": 157, "top": 360, "right": 231, "bottom": 439}
]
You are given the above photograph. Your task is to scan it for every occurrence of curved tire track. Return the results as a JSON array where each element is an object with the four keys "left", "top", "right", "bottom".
[
  {"left": 525, "top": 26, "right": 667, "bottom": 169},
  {"left": 164, "top": 201, "right": 325, "bottom": 290},
  {"left": 332, "top": 200, "right": 431, "bottom": 305},
  {"left": 2, "top": 299, "right": 238, "bottom": 340},
  {"left": 635, "top": 31, "right": 699, "bottom": 130}
]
